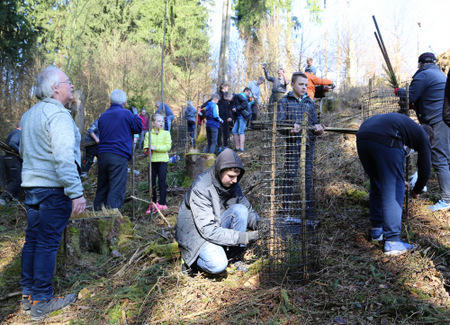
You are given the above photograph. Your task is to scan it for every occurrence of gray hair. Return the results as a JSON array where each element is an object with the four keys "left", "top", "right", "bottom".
[
  {"left": 35, "top": 66, "right": 62, "bottom": 100},
  {"left": 187, "top": 100, "right": 194, "bottom": 106},
  {"left": 258, "top": 76, "right": 265, "bottom": 83},
  {"left": 110, "top": 89, "right": 127, "bottom": 105}
]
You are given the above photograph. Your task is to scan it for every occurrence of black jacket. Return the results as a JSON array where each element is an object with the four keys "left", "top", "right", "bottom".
[
  {"left": 443, "top": 70, "right": 450, "bottom": 127},
  {"left": 232, "top": 93, "right": 251, "bottom": 120},
  {"left": 357, "top": 113, "right": 431, "bottom": 194},
  {"left": 409, "top": 64, "right": 446, "bottom": 125},
  {"left": 218, "top": 90, "right": 232, "bottom": 121}
]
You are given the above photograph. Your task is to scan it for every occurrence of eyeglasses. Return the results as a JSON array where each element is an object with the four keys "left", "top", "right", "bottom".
[{"left": 60, "top": 80, "right": 72, "bottom": 85}]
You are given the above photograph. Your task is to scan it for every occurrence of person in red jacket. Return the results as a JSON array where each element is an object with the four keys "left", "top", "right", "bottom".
[{"left": 305, "top": 67, "right": 333, "bottom": 100}]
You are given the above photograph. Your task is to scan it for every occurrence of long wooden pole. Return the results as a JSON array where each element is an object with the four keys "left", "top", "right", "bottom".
[
  {"left": 161, "top": 0, "right": 168, "bottom": 108},
  {"left": 132, "top": 141, "right": 136, "bottom": 219},
  {"left": 300, "top": 112, "right": 308, "bottom": 280},
  {"left": 269, "top": 102, "right": 278, "bottom": 256}
]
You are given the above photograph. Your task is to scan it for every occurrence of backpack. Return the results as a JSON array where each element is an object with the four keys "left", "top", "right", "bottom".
[{"left": 238, "top": 93, "right": 252, "bottom": 120}]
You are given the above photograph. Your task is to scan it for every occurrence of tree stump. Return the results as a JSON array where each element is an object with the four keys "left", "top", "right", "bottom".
[
  {"left": 63, "top": 210, "right": 133, "bottom": 261},
  {"left": 183, "top": 152, "right": 215, "bottom": 187}
]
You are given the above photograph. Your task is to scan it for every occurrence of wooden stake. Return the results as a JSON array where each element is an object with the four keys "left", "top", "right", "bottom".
[
  {"left": 269, "top": 102, "right": 278, "bottom": 256},
  {"left": 300, "top": 111, "right": 308, "bottom": 279}
]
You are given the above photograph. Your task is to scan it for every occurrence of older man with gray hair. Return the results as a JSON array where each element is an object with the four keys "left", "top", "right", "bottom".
[
  {"left": 19, "top": 66, "right": 86, "bottom": 320},
  {"left": 93, "top": 89, "right": 142, "bottom": 210}
]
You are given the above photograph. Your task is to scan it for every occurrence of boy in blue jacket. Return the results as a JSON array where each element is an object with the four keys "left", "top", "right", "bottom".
[{"left": 204, "top": 94, "right": 223, "bottom": 154}]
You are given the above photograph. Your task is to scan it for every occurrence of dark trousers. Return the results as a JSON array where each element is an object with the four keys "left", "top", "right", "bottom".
[
  {"left": 357, "top": 139, "right": 405, "bottom": 242},
  {"left": 152, "top": 162, "right": 168, "bottom": 205},
  {"left": 94, "top": 152, "right": 128, "bottom": 210},
  {"left": 187, "top": 121, "right": 195, "bottom": 140},
  {"left": 204, "top": 126, "right": 219, "bottom": 154},
  {"left": 0, "top": 154, "right": 22, "bottom": 201},
  {"left": 82, "top": 144, "right": 98, "bottom": 173},
  {"left": 217, "top": 123, "right": 229, "bottom": 148},
  {"left": 20, "top": 187, "right": 72, "bottom": 300},
  {"left": 282, "top": 138, "right": 316, "bottom": 218},
  {"left": 251, "top": 102, "right": 258, "bottom": 121}
]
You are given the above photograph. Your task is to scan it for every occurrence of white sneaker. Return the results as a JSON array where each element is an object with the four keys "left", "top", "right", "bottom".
[
  {"left": 428, "top": 200, "right": 450, "bottom": 212},
  {"left": 0, "top": 199, "right": 6, "bottom": 206}
]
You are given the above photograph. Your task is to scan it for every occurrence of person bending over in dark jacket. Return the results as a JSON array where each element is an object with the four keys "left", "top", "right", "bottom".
[
  {"left": 357, "top": 113, "right": 432, "bottom": 256},
  {"left": 175, "top": 148, "right": 261, "bottom": 274}
]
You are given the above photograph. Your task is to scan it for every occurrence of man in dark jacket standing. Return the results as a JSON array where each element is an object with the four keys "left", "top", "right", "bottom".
[
  {"left": 175, "top": 148, "right": 261, "bottom": 274},
  {"left": 357, "top": 113, "right": 432, "bottom": 255},
  {"left": 217, "top": 83, "right": 233, "bottom": 153},
  {"left": 409, "top": 52, "right": 449, "bottom": 211},
  {"left": 94, "top": 89, "right": 142, "bottom": 210}
]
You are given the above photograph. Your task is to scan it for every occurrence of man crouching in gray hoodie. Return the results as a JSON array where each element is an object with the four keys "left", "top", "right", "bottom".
[{"left": 176, "top": 148, "right": 261, "bottom": 274}]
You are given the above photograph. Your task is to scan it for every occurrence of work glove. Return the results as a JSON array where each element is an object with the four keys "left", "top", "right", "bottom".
[
  {"left": 247, "top": 231, "right": 260, "bottom": 243},
  {"left": 257, "top": 220, "right": 270, "bottom": 238}
]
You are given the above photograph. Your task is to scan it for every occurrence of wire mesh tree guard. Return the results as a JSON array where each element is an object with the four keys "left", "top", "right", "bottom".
[{"left": 256, "top": 103, "right": 320, "bottom": 284}]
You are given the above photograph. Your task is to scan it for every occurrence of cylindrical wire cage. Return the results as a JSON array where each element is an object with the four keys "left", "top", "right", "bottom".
[{"left": 257, "top": 102, "right": 320, "bottom": 284}]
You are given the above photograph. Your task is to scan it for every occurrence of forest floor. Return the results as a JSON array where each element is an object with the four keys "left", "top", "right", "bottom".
[{"left": 0, "top": 108, "right": 449, "bottom": 324}]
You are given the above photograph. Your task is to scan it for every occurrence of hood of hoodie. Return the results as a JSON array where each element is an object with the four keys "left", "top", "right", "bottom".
[{"left": 212, "top": 148, "right": 245, "bottom": 188}]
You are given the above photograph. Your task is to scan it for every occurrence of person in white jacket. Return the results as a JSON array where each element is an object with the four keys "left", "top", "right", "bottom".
[{"left": 19, "top": 66, "right": 86, "bottom": 320}]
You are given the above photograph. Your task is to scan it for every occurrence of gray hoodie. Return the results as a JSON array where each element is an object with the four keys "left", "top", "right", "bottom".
[
  {"left": 175, "top": 148, "right": 260, "bottom": 266},
  {"left": 20, "top": 98, "right": 83, "bottom": 199}
]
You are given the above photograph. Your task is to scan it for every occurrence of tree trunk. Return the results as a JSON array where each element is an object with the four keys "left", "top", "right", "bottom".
[
  {"left": 70, "top": 89, "right": 85, "bottom": 133},
  {"left": 218, "top": 0, "right": 232, "bottom": 85}
]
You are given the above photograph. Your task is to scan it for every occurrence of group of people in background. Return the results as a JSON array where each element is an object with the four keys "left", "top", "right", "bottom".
[{"left": 189, "top": 58, "right": 334, "bottom": 156}]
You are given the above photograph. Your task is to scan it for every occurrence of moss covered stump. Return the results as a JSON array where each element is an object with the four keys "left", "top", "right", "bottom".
[
  {"left": 64, "top": 210, "right": 133, "bottom": 260},
  {"left": 184, "top": 152, "right": 215, "bottom": 184}
]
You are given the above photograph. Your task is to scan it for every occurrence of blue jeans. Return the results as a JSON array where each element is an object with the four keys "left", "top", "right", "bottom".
[
  {"left": 196, "top": 204, "right": 249, "bottom": 274},
  {"left": 94, "top": 152, "right": 129, "bottom": 210},
  {"left": 20, "top": 187, "right": 72, "bottom": 301},
  {"left": 187, "top": 121, "right": 195, "bottom": 141},
  {"left": 165, "top": 115, "right": 174, "bottom": 132},
  {"left": 138, "top": 130, "right": 148, "bottom": 151},
  {"left": 204, "top": 126, "right": 219, "bottom": 154},
  {"left": 357, "top": 140, "right": 405, "bottom": 241},
  {"left": 217, "top": 122, "right": 229, "bottom": 148},
  {"left": 232, "top": 117, "right": 247, "bottom": 135},
  {"left": 152, "top": 162, "right": 168, "bottom": 205},
  {"left": 430, "top": 121, "right": 450, "bottom": 202}
]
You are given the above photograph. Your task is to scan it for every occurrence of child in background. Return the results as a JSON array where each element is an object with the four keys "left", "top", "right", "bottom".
[
  {"left": 144, "top": 113, "right": 172, "bottom": 213},
  {"left": 204, "top": 94, "right": 223, "bottom": 154}
]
